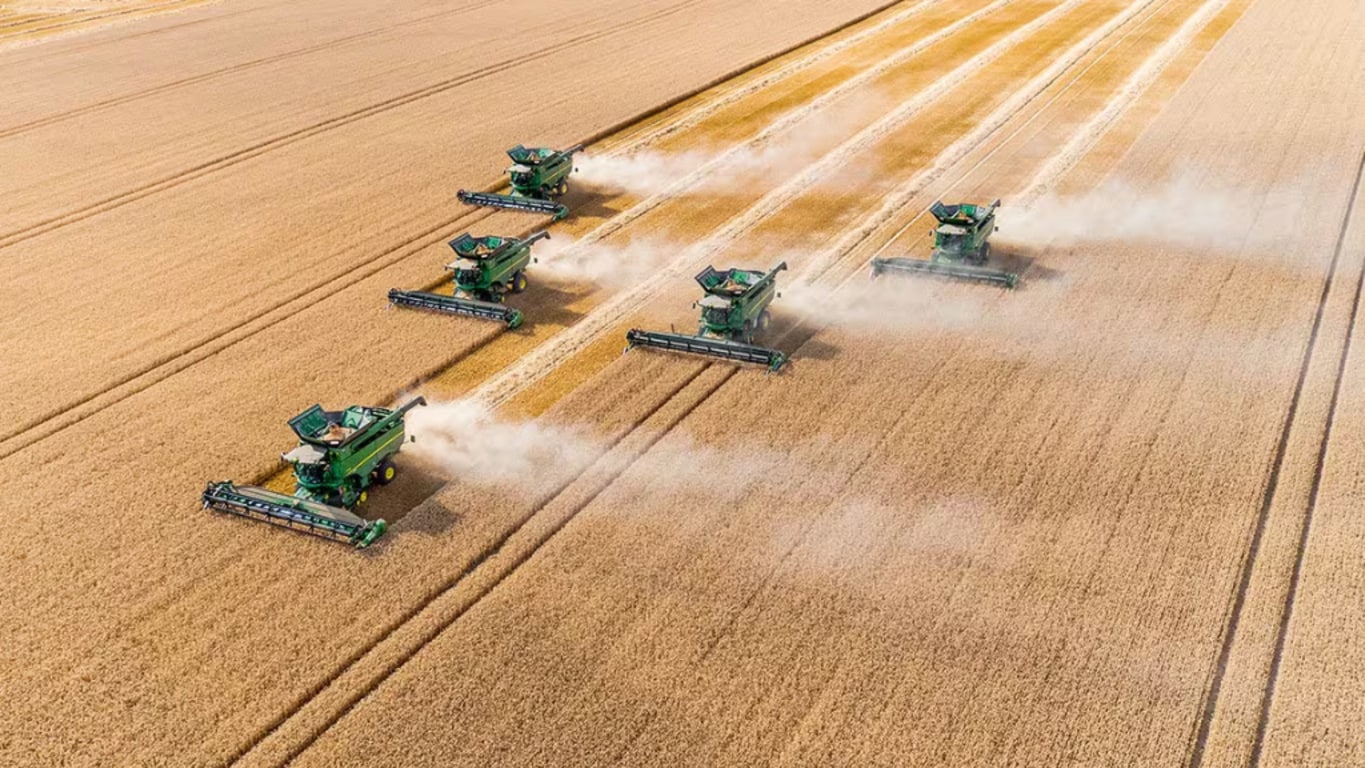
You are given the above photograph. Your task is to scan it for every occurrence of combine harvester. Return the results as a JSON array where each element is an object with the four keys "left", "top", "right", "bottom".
[
  {"left": 457, "top": 144, "right": 584, "bottom": 221},
  {"left": 202, "top": 398, "right": 426, "bottom": 549},
  {"left": 387, "top": 231, "right": 549, "bottom": 329},
  {"left": 626, "top": 262, "right": 789, "bottom": 372},
  {"left": 871, "top": 199, "right": 1017, "bottom": 288}
]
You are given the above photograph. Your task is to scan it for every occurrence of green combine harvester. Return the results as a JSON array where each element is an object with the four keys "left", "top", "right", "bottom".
[
  {"left": 871, "top": 199, "right": 1017, "bottom": 288},
  {"left": 387, "top": 231, "right": 548, "bottom": 329},
  {"left": 626, "top": 262, "right": 788, "bottom": 372},
  {"left": 457, "top": 144, "right": 584, "bottom": 221},
  {"left": 202, "top": 397, "right": 427, "bottom": 549}
]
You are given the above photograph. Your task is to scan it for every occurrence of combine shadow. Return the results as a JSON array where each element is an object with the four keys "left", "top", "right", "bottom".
[
  {"left": 515, "top": 281, "right": 593, "bottom": 329},
  {"left": 770, "top": 317, "right": 838, "bottom": 367},
  {"left": 1005, "top": 252, "right": 1066, "bottom": 286},
  {"left": 991, "top": 247, "right": 1066, "bottom": 287},
  {"left": 562, "top": 188, "right": 622, "bottom": 221},
  {"left": 361, "top": 456, "right": 453, "bottom": 532},
  {"left": 793, "top": 337, "right": 841, "bottom": 362},
  {"left": 391, "top": 496, "right": 464, "bottom": 538}
]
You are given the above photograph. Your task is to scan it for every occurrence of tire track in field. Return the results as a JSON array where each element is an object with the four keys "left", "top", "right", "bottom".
[
  {"left": 0, "top": 0, "right": 927, "bottom": 457},
  {"left": 0, "top": 1, "right": 189, "bottom": 34},
  {"left": 0, "top": 0, "right": 502, "bottom": 138},
  {"left": 1246, "top": 149, "right": 1365, "bottom": 766},
  {"left": 247, "top": 1, "right": 1180, "bottom": 759},
  {"left": 2, "top": 1, "right": 259, "bottom": 58},
  {"left": 0, "top": 14, "right": 50, "bottom": 31},
  {"left": 0, "top": 0, "right": 707, "bottom": 251},
  {"left": 0, "top": 0, "right": 208, "bottom": 43},
  {"left": 1187, "top": 153, "right": 1365, "bottom": 768}
]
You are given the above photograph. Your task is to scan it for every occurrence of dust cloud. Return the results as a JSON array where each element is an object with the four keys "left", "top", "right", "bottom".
[
  {"left": 404, "top": 399, "right": 598, "bottom": 490},
  {"left": 998, "top": 172, "right": 1270, "bottom": 253},
  {"left": 535, "top": 234, "right": 683, "bottom": 288}
]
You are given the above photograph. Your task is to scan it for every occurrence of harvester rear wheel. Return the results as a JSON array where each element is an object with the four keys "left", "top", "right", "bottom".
[
  {"left": 511, "top": 271, "right": 528, "bottom": 294},
  {"left": 375, "top": 459, "right": 397, "bottom": 486},
  {"left": 758, "top": 311, "right": 771, "bottom": 332}
]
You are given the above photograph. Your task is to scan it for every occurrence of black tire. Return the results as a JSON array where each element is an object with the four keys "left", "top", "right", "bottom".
[
  {"left": 375, "top": 459, "right": 397, "bottom": 486},
  {"left": 511, "top": 271, "right": 528, "bottom": 294},
  {"left": 758, "top": 310, "right": 771, "bottom": 332},
  {"left": 977, "top": 242, "right": 992, "bottom": 265}
]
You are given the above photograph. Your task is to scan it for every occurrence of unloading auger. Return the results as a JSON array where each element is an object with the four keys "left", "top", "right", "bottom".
[
  {"left": 625, "top": 262, "right": 788, "bottom": 372},
  {"left": 870, "top": 199, "right": 1017, "bottom": 288},
  {"left": 457, "top": 144, "right": 584, "bottom": 221},
  {"left": 202, "top": 397, "right": 426, "bottom": 549},
  {"left": 387, "top": 231, "right": 549, "bottom": 328}
]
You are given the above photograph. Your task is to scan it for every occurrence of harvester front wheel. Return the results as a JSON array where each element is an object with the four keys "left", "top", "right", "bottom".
[
  {"left": 975, "top": 242, "right": 992, "bottom": 266},
  {"left": 375, "top": 459, "right": 398, "bottom": 486},
  {"left": 357, "top": 490, "right": 368, "bottom": 505},
  {"left": 511, "top": 271, "right": 528, "bottom": 294}
]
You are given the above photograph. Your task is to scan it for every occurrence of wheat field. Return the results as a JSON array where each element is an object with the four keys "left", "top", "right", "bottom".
[{"left": 2, "top": 0, "right": 1364, "bottom": 765}]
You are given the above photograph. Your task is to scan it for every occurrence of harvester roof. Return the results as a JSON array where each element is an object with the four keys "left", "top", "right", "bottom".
[
  {"left": 449, "top": 234, "right": 507, "bottom": 259},
  {"left": 289, "top": 404, "right": 376, "bottom": 447},
  {"left": 696, "top": 266, "right": 766, "bottom": 297},
  {"left": 930, "top": 199, "right": 1000, "bottom": 226},
  {"left": 506, "top": 145, "right": 552, "bottom": 165}
]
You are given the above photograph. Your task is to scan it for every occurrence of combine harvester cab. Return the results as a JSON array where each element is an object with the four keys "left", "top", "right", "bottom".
[
  {"left": 387, "top": 230, "right": 549, "bottom": 329},
  {"left": 625, "top": 261, "right": 789, "bottom": 373},
  {"left": 870, "top": 199, "right": 1017, "bottom": 288},
  {"left": 202, "top": 397, "right": 427, "bottom": 549},
  {"left": 456, "top": 144, "right": 584, "bottom": 221}
]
